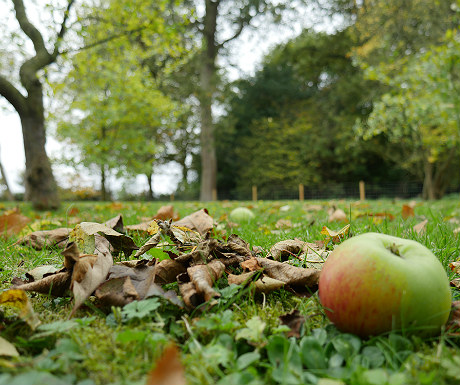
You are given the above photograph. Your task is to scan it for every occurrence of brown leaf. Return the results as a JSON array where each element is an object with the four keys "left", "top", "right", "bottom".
[
  {"left": 413, "top": 219, "right": 428, "bottom": 235},
  {"left": 145, "top": 344, "right": 186, "bottom": 385},
  {"left": 173, "top": 208, "right": 214, "bottom": 236},
  {"left": 269, "top": 239, "right": 306, "bottom": 261},
  {"left": 69, "top": 235, "right": 113, "bottom": 317},
  {"left": 12, "top": 271, "right": 71, "bottom": 297},
  {"left": 241, "top": 258, "right": 262, "bottom": 271},
  {"left": 446, "top": 301, "right": 460, "bottom": 333},
  {"left": 279, "top": 310, "right": 306, "bottom": 338},
  {"left": 17, "top": 227, "right": 71, "bottom": 250},
  {"left": 95, "top": 276, "right": 139, "bottom": 307},
  {"left": 449, "top": 261, "right": 460, "bottom": 274},
  {"left": 321, "top": 225, "right": 350, "bottom": 245},
  {"left": 451, "top": 278, "right": 460, "bottom": 289},
  {"left": 25, "top": 265, "right": 59, "bottom": 281},
  {"left": 228, "top": 271, "right": 285, "bottom": 293},
  {"left": 154, "top": 205, "right": 179, "bottom": 221},
  {"left": 328, "top": 207, "right": 348, "bottom": 222},
  {"left": 187, "top": 260, "right": 225, "bottom": 302},
  {"left": 0, "top": 209, "right": 31, "bottom": 238},
  {"left": 255, "top": 257, "right": 320, "bottom": 295},
  {"left": 125, "top": 222, "right": 151, "bottom": 235},
  {"left": 103, "top": 214, "right": 124, "bottom": 233},
  {"left": 402, "top": 204, "right": 415, "bottom": 219},
  {"left": 275, "top": 219, "right": 293, "bottom": 229}
]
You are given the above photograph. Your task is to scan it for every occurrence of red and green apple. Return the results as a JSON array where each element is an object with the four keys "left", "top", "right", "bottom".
[{"left": 319, "top": 232, "right": 452, "bottom": 337}]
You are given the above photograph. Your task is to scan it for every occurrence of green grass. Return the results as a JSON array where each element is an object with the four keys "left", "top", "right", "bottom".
[{"left": 0, "top": 197, "right": 459, "bottom": 385}]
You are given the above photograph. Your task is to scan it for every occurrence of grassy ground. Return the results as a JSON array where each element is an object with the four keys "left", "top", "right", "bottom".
[{"left": 0, "top": 197, "right": 459, "bottom": 385}]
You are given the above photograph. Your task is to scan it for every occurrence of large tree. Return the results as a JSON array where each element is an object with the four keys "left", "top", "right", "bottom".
[
  {"left": 0, "top": 0, "right": 76, "bottom": 209},
  {"left": 186, "top": 0, "right": 314, "bottom": 200}
]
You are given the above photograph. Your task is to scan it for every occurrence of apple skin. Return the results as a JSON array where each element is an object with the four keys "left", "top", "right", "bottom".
[
  {"left": 318, "top": 232, "right": 452, "bottom": 337},
  {"left": 229, "top": 207, "right": 255, "bottom": 223}
]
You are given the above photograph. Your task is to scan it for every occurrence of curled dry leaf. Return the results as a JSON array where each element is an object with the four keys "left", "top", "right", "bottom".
[
  {"left": 451, "top": 278, "right": 460, "bottom": 289},
  {"left": 173, "top": 208, "right": 214, "bottom": 236},
  {"left": 153, "top": 205, "right": 179, "bottom": 221},
  {"left": 0, "top": 336, "right": 19, "bottom": 357},
  {"left": 449, "top": 261, "right": 460, "bottom": 274},
  {"left": 0, "top": 209, "right": 31, "bottom": 238},
  {"left": 70, "top": 222, "right": 138, "bottom": 256},
  {"left": 68, "top": 235, "right": 113, "bottom": 317},
  {"left": 103, "top": 214, "right": 124, "bottom": 233},
  {"left": 413, "top": 219, "right": 428, "bottom": 235},
  {"left": 25, "top": 265, "right": 59, "bottom": 281},
  {"left": 255, "top": 257, "right": 320, "bottom": 295},
  {"left": 321, "top": 224, "right": 350, "bottom": 245},
  {"left": 228, "top": 271, "right": 285, "bottom": 293},
  {"left": 12, "top": 270, "right": 71, "bottom": 297},
  {"left": 0, "top": 289, "right": 40, "bottom": 329},
  {"left": 328, "top": 206, "right": 348, "bottom": 222},
  {"left": 187, "top": 260, "right": 225, "bottom": 302},
  {"left": 17, "top": 227, "right": 71, "bottom": 250},
  {"left": 95, "top": 276, "right": 139, "bottom": 307},
  {"left": 145, "top": 344, "right": 186, "bottom": 385},
  {"left": 279, "top": 309, "right": 306, "bottom": 338},
  {"left": 241, "top": 258, "right": 262, "bottom": 272},
  {"left": 446, "top": 301, "right": 460, "bottom": 333},
  {"left": 402, "top": 204, "right": 415, "bottom": 219}
]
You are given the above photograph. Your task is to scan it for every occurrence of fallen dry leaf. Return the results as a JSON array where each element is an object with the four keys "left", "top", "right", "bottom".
[
  {"left": 446, "top": 301, "right": 460, "bottom": 333},
  {"left": 228, "top": 271, "right": 285, "bottom": 293},
  {"left": 449, "top": 261, "right": 460, "bottom": 274},
  {"left": 0, "top": 209, "right": 31, "bottom": 238},
  {"left": 187, "top": 260, "right": 225, "bottom": 302},
  {"left": 103, "top": 214, "right": 124, "bottom": 233},
  {"left": 71, "top": 222, "right": 138, "bottom": 256},
  {"left": 402, "top": 204, "right": 415, "bottom": 219},
  {"left": 255, "top": 258, "right": 320, "bottom": 295},
  {"left": 321, "top": 225, "right": 350, "bottom": 245},
  {"left": 279, "top": 309, "right": 306, "bottom": 338},
  {"left": 241, "top": 258, "right": 262, "bottom": 271},
  {"left": 17, "top": 227, "right": 71, "bottom": 250},
  {"left": 328, "top": 206, "right": 348, "bottom": 222},
  {"left": 65, "top": 236, "right": 113, "bottom": 317},
  {"left": 173, "top": 208, "right": 213, "bottom": 236},
  {"left": 0, "top": 336, "right": 19, "bottom": 357},
  {"left": 451, "top": 278, "right": 460, "bottom": 289},
  {"left": 0, "top": 289, "right": 40, "bottom": 329},
  {"left": 154, "top": 205, "right": 179, "bottom": 221},
  {"left": 12, "top": 270, "right": 72, "bottom": 297},
  {"left": 25, "top": 265, "right": 59, "bottom": 281},
  {"left": 275, "top": 219, "right": 293, "bottom": 229},
  {"left": 145, "top": 344, "right": 186, "bottom": 385},
  {"left": 413, "top": 219, "right": 428, "bottom": 235}
]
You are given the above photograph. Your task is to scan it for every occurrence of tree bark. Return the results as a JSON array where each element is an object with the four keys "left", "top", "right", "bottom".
[
  {"left": 21, "top": 114, "right": 59, "bottom": 209},
  {"left": 0, "top": 0, "right": 74, "bottom": 210},
  {"left": 146, "top": 173, "right": 154, "bottom": 200},
  {"left": 422, "top": 160, "right": 435, "bottom": 200},
  {"left": 100, "top": 164, "right": 108, "bottom": 201},
  {"left": 198, "top": 0, "right": 219, "bottom": 201},
  {"left": 0, "top": 145, "right": 14, "bottom": 201}
]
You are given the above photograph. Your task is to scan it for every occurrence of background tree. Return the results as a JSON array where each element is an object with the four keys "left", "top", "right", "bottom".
[
  {"left": 0, "top": 0, "right": 76, "bottom": 209},
  {"left": 356, "top": 30, "right": 460, "bottom": 199}
]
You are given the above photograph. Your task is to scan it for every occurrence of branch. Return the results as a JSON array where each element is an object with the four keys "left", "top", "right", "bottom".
[
  {"left": 60, "top": 26, "right": 147, "bottom": 55},
  {"left": 53, "top": 0, "right": 76, "bottom": 57},
  {"left": 12, "top": 0, "right": 49, "bottom": 55},
  {"left": 0, "top": 74, "right": 27, "bottom": 115},
  {"left": 218, "top": 17, "right": 250, "bottom": 48}
]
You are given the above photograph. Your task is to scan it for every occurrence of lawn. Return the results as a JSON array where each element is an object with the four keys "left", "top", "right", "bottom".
[{"left": 0, "top": 197, "right": 459, "bottom": 385}]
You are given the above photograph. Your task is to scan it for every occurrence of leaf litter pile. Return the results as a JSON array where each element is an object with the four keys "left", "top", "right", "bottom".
[{"left": 3, "top": 206, "right": 337, "bottom": 325}]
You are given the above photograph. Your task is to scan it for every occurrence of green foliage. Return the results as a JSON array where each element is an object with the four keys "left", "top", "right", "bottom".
[{"left": 355, "top": 29, "right": 460, "bottom": 199}]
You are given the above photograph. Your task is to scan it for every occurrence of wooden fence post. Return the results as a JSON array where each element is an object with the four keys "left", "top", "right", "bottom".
[
  {"left": 359, "top": 181, "right": 366, "bottom": 201},
  {"left": 299, "top": 184, "right": 304, "bottom": 201},
  {"left": 212, "top": 188, "right": 217, "bottom": 201},
  {"left": 252, "top": 185, "right": 258, "bottom": 201},
  {"left": 170, "top": 193, "right": 175, "bottom": 201}
]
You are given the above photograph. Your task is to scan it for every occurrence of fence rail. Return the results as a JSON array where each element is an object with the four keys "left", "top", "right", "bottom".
[{"left": 172, "top": 181, "right": 460, "bottom": 201}]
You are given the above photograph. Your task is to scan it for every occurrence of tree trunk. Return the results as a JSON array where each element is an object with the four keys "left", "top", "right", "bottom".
[
  {"left": 146, "top": 173, "right": 154, "bottom": 200},
  {"left": 21, "top": 114, "right": 60, "bottom": 209},
  {"left": 100, "top": 164, "right": 108, "bottom": 201},
  {"left": 422, "top": 160, "right": 435, "bottom": 200},
  {"left": 0, "top": 145, "right": 14, "bottom": 201},
  {"left": 199, "top": 0, "right": 219, "bottom": 201}
]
